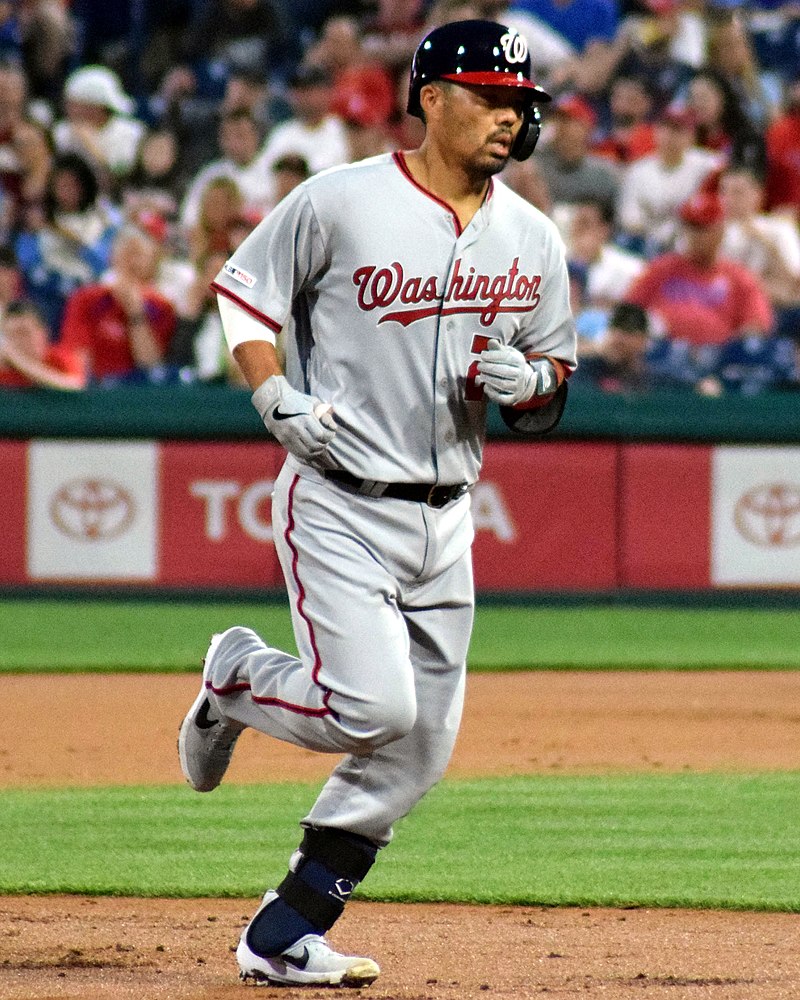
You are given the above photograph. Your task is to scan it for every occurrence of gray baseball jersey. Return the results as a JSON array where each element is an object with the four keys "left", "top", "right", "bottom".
[
  {"left": 212, "top": 150, "right": 576, "bottom": 485},
  {"left": 204, "top": 151, "right": 577, "bottom": 845}
]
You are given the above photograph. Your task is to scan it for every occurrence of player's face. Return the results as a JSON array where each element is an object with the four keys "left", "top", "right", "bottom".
[{"left": 437, "top": 82, "right": 528, "bottom": 177}]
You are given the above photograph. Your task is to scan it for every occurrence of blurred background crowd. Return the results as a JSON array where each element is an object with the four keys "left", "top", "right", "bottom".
[{"left": 1, "top": 0, "right": 799, "bottom": 398}]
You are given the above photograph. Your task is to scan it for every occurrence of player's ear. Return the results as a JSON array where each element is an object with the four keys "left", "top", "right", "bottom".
[{"left": 418, "top": 82, "right": 445, "bottom": 122}]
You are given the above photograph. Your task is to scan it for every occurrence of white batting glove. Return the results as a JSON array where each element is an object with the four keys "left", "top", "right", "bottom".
[
  {"left": 252, "top": 375, "right": 336, "bottom": 462},
  {"left": 476, "top": 338, "right": 557, "bottom": 406}
]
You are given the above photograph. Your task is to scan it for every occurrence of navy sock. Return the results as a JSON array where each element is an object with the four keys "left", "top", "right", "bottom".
[
  {"left": 247, "top": 833, "right": 379, "bottom": 957},
  {"left": 247, "top": 896, "right": 316, "bottom": 956}
]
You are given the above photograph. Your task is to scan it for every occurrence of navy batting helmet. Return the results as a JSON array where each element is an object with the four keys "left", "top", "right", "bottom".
[{"left": 406, "top": 19, "right": 551, "bottom": 160}]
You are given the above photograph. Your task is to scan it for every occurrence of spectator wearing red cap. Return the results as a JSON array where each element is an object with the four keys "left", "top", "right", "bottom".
[
  {"left": 533, "top": 92, "right": 620, "bottom": 229},
  {"left": 304, "top": 15, "right": 396, "bottom": 137},
  {"left": 332, "top": 90, "right": 395, "bottom": 162},
  {"left": 616, "top": 106, "right": 723, "bottom": 256},
  {"left": 625, "top": 191, "right": 775, "bottom": 351}
]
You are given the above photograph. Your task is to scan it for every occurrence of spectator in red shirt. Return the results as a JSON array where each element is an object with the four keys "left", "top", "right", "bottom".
[
  {"left": 0, "top": 300, "right": 85, "bottom": 390},
  {"left": 57, "top": 225, "right": 177, "bottom": 385},
  {"left": 625, "top": 191, "right": 775, "bottom": 348}
]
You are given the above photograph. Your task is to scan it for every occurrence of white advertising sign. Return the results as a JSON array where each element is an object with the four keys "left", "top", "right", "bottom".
[
  {"left": 28, "top": 441, "right": 158, "bottom": 580},
  {"left": 711, "top": 446, "right": 800, "bottom": 586}
]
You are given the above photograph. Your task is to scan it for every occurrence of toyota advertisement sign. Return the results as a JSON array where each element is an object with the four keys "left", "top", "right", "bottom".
[{"left": 1, "top": 439, "right": 798, "bottom": 591}]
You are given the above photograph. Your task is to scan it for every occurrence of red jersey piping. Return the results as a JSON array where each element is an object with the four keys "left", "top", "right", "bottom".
[
  {"left": 393, "top": 151, "right": 464, "bottom": 237},
  {"left": 207, "top": 473, "right": 334, "bottom": 719},
  {"left": 210, "top": 281, "right": 282, "bottom": 335}
]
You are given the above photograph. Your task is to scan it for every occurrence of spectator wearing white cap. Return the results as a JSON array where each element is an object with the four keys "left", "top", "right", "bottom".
[{"left": 51, "top": 65, "right": 147, "bottom": 185}]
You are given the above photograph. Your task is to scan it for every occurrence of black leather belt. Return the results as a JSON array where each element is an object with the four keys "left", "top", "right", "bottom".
[{"left": 324, "top": 470, "right": 468, "bottom": 508}]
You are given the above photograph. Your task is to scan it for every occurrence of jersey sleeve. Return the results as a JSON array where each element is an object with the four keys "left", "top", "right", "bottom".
[
  {"left": 210, "top": 185, "right": 326, "bottom": 339},
  {"left": 512, "top": 223, "right": 577, "bottom": 373}
]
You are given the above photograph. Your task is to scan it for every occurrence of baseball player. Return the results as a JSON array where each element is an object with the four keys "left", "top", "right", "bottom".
[{"left": 179, "top": 18, "right": 577, "bottom": 988}]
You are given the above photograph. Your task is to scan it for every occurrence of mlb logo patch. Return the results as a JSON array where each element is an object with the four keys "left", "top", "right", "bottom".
[{"left": 224, "top": 262, "right": 257, "bottom": 288}]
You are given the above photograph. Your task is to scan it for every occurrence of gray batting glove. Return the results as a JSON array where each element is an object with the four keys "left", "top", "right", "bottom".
[
  {"left": 251, "top": 375, "right": 336, "bottom": 462},
  {"left": 476, "top": 338, "right": 557, "bottom": 406}
]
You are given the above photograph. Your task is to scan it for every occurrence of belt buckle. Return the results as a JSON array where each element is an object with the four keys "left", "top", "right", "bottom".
[
  {"left": 427, "top": 484, "right": 463, "bottom": 508},
  {"left": 426, "top": 485, "right": 447, "bottom": 508}
]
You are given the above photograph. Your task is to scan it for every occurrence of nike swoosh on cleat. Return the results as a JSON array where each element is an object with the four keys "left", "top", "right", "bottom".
[
  {"left": 282, "top": 946, "right": 310, "bottom": 970},
  {"left": 195, "top": 699, "right": 219, "bottom": 730},
  {"left": 272, "top": 405, "right": 305, "bottom": 420}
]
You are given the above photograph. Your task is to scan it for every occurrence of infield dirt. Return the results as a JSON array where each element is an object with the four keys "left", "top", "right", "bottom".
[{"left": 2, "top": 670, "right": 799, "bottom": 999}]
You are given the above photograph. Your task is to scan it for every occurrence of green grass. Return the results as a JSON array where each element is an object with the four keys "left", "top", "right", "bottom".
[
  {"left": 2, "top": 599, "right": 800, "bottom": 672},
  {"left": 1, "top": 775, "right": 798, "bottom": 910}
]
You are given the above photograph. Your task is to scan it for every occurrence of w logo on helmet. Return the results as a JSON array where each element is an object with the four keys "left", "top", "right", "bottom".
[{"left": 500, "top": 30, "right": 528, "bottom": 64}]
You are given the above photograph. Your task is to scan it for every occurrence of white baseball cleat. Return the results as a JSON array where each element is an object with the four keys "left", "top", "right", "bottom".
[
  {"left": 237, "top": 891, "right": 380, "bottom": 988},
  {"left": 237, "top": 931, "right": 380, "bottom": 988},
  {"left": 178, "top": 630, "right": 247, "bottom": 792}
]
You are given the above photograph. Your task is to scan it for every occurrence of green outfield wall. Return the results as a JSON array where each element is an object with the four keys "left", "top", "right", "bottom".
[{"left": 2, "top": 383, "right": 799, "bottom": 443}]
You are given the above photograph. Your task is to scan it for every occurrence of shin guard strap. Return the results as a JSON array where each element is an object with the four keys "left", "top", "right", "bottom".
[
  {"left": 299, "top": 826, "right": 377, "bottom": 882},
  {"left": 276, "top": 870, "right": 342, "bottom": 931}
]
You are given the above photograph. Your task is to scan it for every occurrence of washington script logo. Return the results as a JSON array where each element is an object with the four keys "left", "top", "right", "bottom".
[{"left": 352, "top": 257, "right": 542, "bottom": 327}]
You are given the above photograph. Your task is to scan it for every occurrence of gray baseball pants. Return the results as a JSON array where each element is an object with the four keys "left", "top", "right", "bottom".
[{"left": 205, "top": 455, "right": 475, "bottom": 844}]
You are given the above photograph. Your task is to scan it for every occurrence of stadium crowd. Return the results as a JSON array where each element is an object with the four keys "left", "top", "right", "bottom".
[{"left": 1, "top": 0, "right": 799, "bottom": 396}]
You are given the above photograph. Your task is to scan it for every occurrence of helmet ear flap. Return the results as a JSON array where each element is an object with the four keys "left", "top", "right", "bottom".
[{"left": 510, "top": 105, "right": 542, "bottom": 161}]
